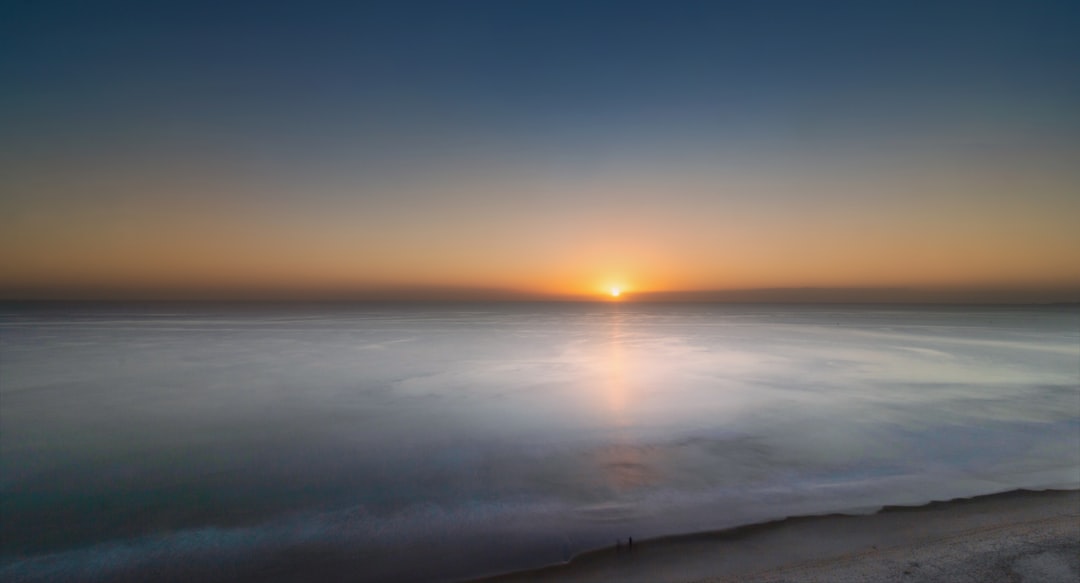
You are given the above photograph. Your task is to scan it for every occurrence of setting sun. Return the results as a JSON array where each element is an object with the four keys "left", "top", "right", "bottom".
[{"left": 610, "top": 287, "right": 621, "bottom": 297}]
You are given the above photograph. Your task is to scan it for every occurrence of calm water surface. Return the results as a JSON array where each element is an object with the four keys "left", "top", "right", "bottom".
[{"left": 2, "top": 303, "right": 1078, "bottom": 581}]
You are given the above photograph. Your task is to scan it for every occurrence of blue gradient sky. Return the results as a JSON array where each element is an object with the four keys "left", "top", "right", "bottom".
[{"left": 2, "top": 1, "right": 1078, "bottom": 299}]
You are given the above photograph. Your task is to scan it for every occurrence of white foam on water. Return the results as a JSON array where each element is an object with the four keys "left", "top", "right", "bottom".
[{"left": 2, "top": 304, "right": 1078, "bottom": 581}]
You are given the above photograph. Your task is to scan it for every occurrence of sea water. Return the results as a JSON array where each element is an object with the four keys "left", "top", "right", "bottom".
[{"left": 1, "top": 303, "right": 1078, "bottom": 582}]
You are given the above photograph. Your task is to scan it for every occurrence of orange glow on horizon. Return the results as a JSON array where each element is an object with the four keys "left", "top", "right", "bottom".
[{"left": 2, "top": 158, "right": 1078, "bottom": 302}]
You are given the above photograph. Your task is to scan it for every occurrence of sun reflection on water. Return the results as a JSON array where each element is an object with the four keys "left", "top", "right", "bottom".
[
  {"left": 604, "top": 305, "right": 627, "bottom": 423},
  {"left": 597, "top": 305, "right": 655, "bottom": 493}
]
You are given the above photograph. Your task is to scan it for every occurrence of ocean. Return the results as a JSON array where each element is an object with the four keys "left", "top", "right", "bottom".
[{"left": 1, "top": 303, "right": 1077, "bottom": 582}]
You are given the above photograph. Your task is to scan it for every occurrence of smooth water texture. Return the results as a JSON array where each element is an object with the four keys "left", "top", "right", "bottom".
[{"left": 2, "top": 303, "right": 1078, "bottom": 581}]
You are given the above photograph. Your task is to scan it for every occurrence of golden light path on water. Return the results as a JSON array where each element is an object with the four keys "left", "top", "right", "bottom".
[{"left": 594, "top": 304, "right": 653, "bottom": 495}]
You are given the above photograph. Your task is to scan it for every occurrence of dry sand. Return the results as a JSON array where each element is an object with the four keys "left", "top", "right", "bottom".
[{"left": 472, "top": 489, "right": 1079, "bottom": 583}]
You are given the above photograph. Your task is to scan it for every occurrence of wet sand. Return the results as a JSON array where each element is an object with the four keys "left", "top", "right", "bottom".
[{"left": 470, "top": 488, "right": 1079, "bottom": 583}]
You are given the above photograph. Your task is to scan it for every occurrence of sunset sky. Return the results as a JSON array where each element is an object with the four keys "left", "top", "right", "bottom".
[{"left": 2, "top": 1, "right": 1078, "bottom": 301}]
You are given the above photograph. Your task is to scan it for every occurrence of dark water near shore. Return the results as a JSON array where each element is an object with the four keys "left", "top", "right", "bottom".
[{"left": 2, "top": 303, "right": 1078, "bottom": 582}]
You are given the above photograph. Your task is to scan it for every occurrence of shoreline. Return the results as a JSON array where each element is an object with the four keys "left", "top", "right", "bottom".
[{"left": 467, "top": 488, "right": 1080, "bottom": 582}]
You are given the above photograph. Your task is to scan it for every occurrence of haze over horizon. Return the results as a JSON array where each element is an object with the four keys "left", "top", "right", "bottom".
[
  {"left": 3, "top": 285, "right": 1079, "bottom": 305},
  {"left": 3, "top": 1, "right": 1079, "bottom": 302}
]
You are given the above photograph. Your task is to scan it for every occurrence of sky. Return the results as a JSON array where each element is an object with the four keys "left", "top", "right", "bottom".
[{"left": 2, "top": 0, "right": 1079, "bottom": 301}]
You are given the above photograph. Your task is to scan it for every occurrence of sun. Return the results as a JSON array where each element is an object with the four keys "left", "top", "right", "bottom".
[{"left": 610, "top": 287, "right": 621, "bottom": 298}]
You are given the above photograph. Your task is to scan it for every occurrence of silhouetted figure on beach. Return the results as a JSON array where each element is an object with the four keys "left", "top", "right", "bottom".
[{"left": 628, "top": 536, "right": 633, "bottom": 551}]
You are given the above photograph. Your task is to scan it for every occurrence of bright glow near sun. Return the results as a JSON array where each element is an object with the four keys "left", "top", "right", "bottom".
[{"left": 610, "top": 287, "right": 621, "bottom": 297}]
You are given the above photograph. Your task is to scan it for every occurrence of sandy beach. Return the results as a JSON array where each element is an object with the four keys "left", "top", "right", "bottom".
[{"left": 473, "top": 489, "right": 1079, "bottom": 583}]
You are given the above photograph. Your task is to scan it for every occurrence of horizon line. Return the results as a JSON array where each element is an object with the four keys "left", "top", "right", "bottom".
[{"left": 1, "top": 285, "right": 1077, "bottom": 305}]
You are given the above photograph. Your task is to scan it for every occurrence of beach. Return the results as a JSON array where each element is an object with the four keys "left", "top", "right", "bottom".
[{"left": 476, "top": 489, "right": 1079, "bottom": 583}]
